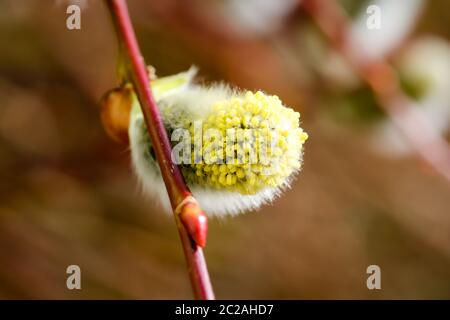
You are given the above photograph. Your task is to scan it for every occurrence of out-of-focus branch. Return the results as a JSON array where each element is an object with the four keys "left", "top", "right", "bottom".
[
  {"left": 303, "top": 0, "right": 450, "bottom": 182},
  {"left": 106, "top": 0, "right": 215, "bottom": 299}
]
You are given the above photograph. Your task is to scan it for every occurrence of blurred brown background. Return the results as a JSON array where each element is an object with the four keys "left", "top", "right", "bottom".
[{"left": 0, "top": 0, "right": 449, "bottom": 299}]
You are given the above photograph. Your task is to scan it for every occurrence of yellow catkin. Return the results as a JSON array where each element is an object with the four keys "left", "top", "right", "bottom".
[{"left": 165, "top": 90, "right": 308, "bottom": 194}]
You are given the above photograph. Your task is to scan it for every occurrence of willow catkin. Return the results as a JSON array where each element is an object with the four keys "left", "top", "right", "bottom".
[{"left": 129, "top": 68, "right": 308, "bottom": 216}]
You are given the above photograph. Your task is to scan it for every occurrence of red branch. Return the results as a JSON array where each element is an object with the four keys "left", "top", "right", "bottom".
[
  {"left": 303, "top": 0, "right": 450, "bottom": 182},
  {"left": 106, "top": 0, "right": 215, "bottom": 299}
]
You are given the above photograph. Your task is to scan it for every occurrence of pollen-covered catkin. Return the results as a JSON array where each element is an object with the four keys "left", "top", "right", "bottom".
[
  {"left": 166, "top": 90, "right": 308, "bottom": 195},
  {"left": 129, "top": 70, "right": 308, "bottom": 216}
]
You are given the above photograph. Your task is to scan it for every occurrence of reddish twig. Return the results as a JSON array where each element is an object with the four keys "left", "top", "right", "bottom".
[
  {"left": 106, "top": 0, "right": 215, "bottom": 299},
  {"left": 303, "top": 0, "right": 450, "bottom": 182}
]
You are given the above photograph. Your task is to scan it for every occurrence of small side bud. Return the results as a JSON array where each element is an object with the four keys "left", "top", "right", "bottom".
[
  {"left": 100, "top": 86, "right": 132, "bottom": 144},
  {"left": 179, "top": 200, "right": 208, "bottom": 247}
]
